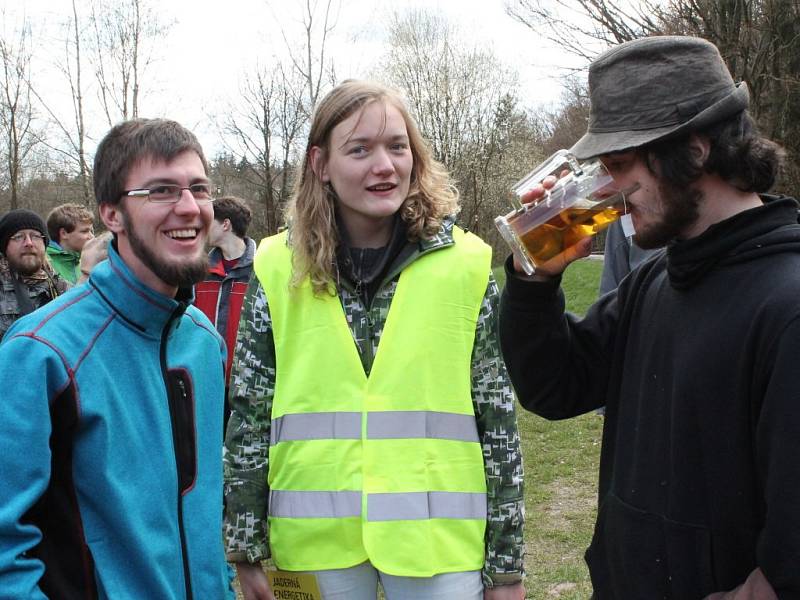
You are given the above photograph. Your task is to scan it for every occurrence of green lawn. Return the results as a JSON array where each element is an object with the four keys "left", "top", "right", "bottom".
[
  {"left": 518, "top": 411, "right": 602, "bottom": 599},
  {"left": 492, "top": 256, "right": 603, "bottom": 316},
  {"left": 497, "top": 257, "right": 604, "bottom": 599}
]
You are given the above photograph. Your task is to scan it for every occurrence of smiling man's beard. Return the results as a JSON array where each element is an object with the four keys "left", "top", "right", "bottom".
[
  {"left": 634, "top": 180, "right": 702, "bottom": 250},
  {"left": 122, "top": 211, "right": 208, "bottom": 289}
]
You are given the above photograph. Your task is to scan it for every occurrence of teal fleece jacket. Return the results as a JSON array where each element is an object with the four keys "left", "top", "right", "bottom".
[{"left": 0, "top": 243, "right": 234, "bottom": 599}]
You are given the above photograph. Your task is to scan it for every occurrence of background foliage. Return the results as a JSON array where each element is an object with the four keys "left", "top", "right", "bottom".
[{"left": 1, "top": 0, "right": 797, "bottom": 264}]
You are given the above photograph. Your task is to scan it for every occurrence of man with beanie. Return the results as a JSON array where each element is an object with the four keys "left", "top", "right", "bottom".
[
  {"left": 0, "top": 120, "right": 234, "bottom": 598},
  {"left": 0, "top": 208, "right": 69, "bottom": 340},
  {"left": 500, "top": 37, "right": 798, "bottom": 598}
]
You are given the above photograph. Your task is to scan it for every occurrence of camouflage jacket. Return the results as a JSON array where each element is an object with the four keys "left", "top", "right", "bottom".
[
  {"left": 0, "top": 255, "right": 69, "bottom": 341},
  {"left": 223, "top": 222, "right": 524, "bottom": 586}
]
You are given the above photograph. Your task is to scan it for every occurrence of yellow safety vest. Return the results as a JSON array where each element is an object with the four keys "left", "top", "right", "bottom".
[{"left": 255, "top": 227, "right": 491, "bottom": 576}]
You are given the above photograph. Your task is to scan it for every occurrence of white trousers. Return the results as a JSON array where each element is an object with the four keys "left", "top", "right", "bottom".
[{"left": 308, "top": 560, "right": 483, "bottom": 600}]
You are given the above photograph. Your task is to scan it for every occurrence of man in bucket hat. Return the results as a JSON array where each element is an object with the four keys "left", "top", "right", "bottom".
[{"left": 500, "top": 36, "right": 799, "bottom": 598}]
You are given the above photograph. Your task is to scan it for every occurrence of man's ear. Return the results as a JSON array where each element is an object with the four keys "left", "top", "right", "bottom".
[
  {"left": 309, "top": 146, "right": 330, "bottom": 182},
  {"left": 58, "top": 226, "right": 68, "bottom": 243},
  {"left": 688, "top": 134, "right": 711, "bottom": 167},
  {"left": 99, "top": 203, "right": 125, "bottom": 235}
]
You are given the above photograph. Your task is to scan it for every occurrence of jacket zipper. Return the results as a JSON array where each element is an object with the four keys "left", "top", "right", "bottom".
[
  {"left": 364, "top": 309, "right": 376, "bottom": 373},
  {"left": 160, "top": 303, "right": 194, "bottom": 600}
]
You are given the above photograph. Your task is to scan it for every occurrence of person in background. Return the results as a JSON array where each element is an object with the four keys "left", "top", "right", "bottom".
[
  {"left": 0, "top": 208, "right": 69, "bottom": 340},
  {"left": 499, "top": 36, "right": 798, "bottom": 598},
  {"left": 76, "top": 230, "right": 113, "bottom": 284},
  {"left": 194, "top": 195, "right": 256, "bottom": 429},
  {"left": 225, "top": 80, "right": 525, "bottom": 600},
  {"left": 0, "top": 118, "right": 234, "bottom": 598},
  {"left": 45, "top": 202, "right": 95, "bottom": 283},
  {"left": 598, "top": 219, "right": 661, "bottom": 297}
]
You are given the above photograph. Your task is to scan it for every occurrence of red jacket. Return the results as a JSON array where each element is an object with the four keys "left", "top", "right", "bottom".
[{"left": 194, "top": 238, "right": 255, "bottom": 384}]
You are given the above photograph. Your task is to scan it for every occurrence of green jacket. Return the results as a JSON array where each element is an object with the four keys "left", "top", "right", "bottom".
[
  {"left": 223, "top": 220, "right": 525, "bottom": 587},
  {"left": 46, "top": 242, "right": 80, "bottom": 284}
]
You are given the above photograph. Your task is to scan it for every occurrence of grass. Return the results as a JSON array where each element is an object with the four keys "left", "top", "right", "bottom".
[
  {"left": 517, "top": 403, "right": 602, "bottom": 599},
  {"left": 495, "top": 257, "right": 604, "bottom": 599},
  {"left": 492, "top": 256, "right": 603, "bottom": 316},
  {"left": 236, "top": 258, "right": 606, "bottom": 599}
]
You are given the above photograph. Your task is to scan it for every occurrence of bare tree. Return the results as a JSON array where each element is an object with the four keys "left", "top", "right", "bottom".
[
  {"left": 68, "top": 0, "right": 91, "bottom": 204},
  {"left": 382, "top": 9, "right": 527, "bottom": 241},
  {"left": 659, "top": 0, "right": 800, "bottom": 185},
  {"left": 384, "top": 10, "right": 471, "bottom": 166},
  {"left": 535, "top": 76, "right": 591, "bottom": 155},
  {"left": 505, "top": 0, "right": 662, "bottom": 64},
  {"left": 506, "top": 0, "right": 800, "bottom": 190},
  {"left": 273, "top": 63, "right": 310, "bottom": 212},
  {"left": 219, "top": 64, "right": 306, "bottom": 235},
  {"left": 90, "top": 0, "right": 167, "bottom": 126},
  {"left": 28, "top": 0, "right": 92, "bottom": 205},
  {"left": 0, "top": 20, "right": 39, "bottom": 210},
  {"left": 214, "top": 0, "right": 340, "bottom": 238},
  {"left": 27, "top": 0, "right": 169, "bottom": 205},
  {"left": 276, "top": 0, "right": 340, "bottom": 114}
]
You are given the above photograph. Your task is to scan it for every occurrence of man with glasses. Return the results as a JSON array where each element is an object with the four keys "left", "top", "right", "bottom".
[
  {"left": 0, "top": 208, "right": 69, "bottom": 340},
  {"left": 0, "top": 119, "right": 234, "bottom": 598}
]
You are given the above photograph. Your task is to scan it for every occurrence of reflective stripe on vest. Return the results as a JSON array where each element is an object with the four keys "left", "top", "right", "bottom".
[
  {"left": 368, "top": 491, "right": 487, "bottom": 521},
  {"left": 270, "top": 412, "right": 361, "bottom": 445},
  {"left": 270, "top": 490, "right": 361, "bottom": 518},
  {"left": 269, "top": 490, "right": 487, "bottom": 521},
  {"left": 255, "top": 227, "right": 492, "bottom": 576},
  {"left": 270, "top": 410, "right": 479, "bottom": 445}
]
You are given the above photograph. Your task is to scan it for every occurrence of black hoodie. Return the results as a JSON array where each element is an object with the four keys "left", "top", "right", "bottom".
[{"left": 500, "top": 196, "right": 800, "bottom": 599}]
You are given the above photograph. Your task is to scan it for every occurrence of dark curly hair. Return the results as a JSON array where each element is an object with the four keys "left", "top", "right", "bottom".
[{"left": 643, "top": 111, "right": 785, "bottom": 193}]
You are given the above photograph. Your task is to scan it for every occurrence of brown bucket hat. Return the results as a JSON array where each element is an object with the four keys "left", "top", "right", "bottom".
[{"left": 570, "top": 36, "right": 749, "bottom": 160}]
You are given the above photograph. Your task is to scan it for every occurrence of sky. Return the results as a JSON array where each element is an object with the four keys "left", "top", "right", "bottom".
[{"left": 2, "top": 0, "right": 588, "bottom": 157}]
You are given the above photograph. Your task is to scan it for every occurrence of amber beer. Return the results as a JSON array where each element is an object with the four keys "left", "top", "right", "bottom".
[
  {"left": 517, "top": 204, "right": 622, "bottom": 265},
  {"left": 495, "top": 150, "right": 637, "bottom": 275}
]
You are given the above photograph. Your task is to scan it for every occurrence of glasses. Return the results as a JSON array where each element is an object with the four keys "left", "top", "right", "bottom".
[
  {"left": 9, "top": 232, "right": 46, "bottom": 244},
  {"left": 123, "top": 183, "right": 215, "bottom": 204}
]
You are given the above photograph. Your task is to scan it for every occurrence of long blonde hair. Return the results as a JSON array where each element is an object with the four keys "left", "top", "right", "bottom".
[{"left": 287, "top": 80, "right": 459, "bottom": 295}]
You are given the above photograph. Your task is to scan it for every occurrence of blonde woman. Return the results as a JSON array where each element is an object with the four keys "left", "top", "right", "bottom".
[{"left": 224, "top": 80, "right": 524, "bottom": 600}]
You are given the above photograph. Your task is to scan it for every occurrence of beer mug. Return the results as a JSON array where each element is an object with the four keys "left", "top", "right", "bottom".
[{"left": 495, "top": 150, "right": 639, "bottom": 275}]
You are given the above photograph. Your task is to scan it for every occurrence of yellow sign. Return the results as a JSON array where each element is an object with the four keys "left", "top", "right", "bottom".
[{"left": 266, "top": 569, "right": 322, "bottom": 600}]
